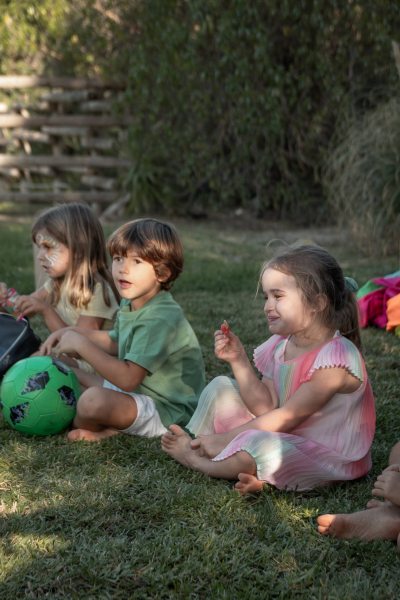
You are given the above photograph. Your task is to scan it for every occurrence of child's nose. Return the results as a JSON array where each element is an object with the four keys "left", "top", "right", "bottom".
[{"left": 264, "top": 299, "right": 273, "bottom": 312}]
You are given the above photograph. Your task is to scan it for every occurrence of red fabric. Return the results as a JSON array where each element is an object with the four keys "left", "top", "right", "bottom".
[{"left": 358, "top": 276, "right": 400, "bottom": 328}]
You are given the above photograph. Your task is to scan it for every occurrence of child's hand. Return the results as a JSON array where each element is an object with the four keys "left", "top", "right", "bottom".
[
  {"left": 190, "top": 432, "right": 229, "bottom": 459},
  {"left": 40, "top": 329, "right": 69, "bottom": 356},
  {"left": 372, "top": 469, "right": 400, "bottom": 506},
  {"left": 214, "top": 324, "right": 244, "bottom": 364},
  {"left": 17, "top": 294, "right": 48, "bottom": 317},
  {"left": 0, "top": 282, "right": 7, "bottom": 304},
  {"left": 53, "top": 331, "right": 84, "bottom": 358}
]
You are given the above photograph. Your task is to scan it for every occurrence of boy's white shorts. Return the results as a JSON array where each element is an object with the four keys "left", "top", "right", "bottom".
[{"left": 103, "top": 380, "right": 167, "bottom": 438}]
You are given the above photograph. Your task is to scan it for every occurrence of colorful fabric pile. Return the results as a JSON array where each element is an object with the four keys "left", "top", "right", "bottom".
[{"left": 357, "top": 270, "right": 400, "bottom": 337}]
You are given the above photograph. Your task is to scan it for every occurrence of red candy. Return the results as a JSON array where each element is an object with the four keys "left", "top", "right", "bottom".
[{"left": 221, "top": 320, "right": 230, "bottom": 334}]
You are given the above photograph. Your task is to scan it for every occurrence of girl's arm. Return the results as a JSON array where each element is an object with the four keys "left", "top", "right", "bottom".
[
  {"left": 193, "top": 365, "right": 361, "bottom": 458},
  {"left": 18, "top": 288, "right": 106, "bottom": 333},
  {"left": 48, "top": 330, "right": 145, "bottom": 391},
  {"left": 215, "top": 329, "right": 278, "bottom": 415},
  {"left": 17, "top": 287, "right": 67, "bottom": 333}
]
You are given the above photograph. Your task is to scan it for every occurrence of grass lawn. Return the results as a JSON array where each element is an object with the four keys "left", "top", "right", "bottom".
[{"left": 1, "top": 211, "right": 400, "bottom": 599}]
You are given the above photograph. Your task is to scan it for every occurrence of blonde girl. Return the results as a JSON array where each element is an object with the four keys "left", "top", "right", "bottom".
[
  {"left": 0, "top": 203, "right": 120, "bottom": 373},
  {"left": 161, "top": 244, "right": 376, "bottom": 494}
]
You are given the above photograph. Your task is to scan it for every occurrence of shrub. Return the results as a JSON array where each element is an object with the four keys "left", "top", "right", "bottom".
[
  {"left": 1, "top": 1, "right": 400, "bottom": 219},
  {"left": 324, "top": 96, "right": 400, "bottom": 256}
]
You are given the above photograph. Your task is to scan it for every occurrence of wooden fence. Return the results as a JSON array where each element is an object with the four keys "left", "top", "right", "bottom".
[{"left": 0, "top": 76, "right": 132, "bottom": 218}]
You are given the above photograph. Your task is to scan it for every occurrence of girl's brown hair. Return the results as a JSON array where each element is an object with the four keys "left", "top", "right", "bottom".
[
  {"left": 32, "top": 203, "right": 119, "bottom": 309},
  {"left": 106, "top": 218, "right": 184, "bottom": 291},
  {"left": 261, "top": 243, "right": 362, "bottom": 351}
]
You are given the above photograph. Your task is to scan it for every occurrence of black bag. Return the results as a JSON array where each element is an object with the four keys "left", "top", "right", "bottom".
[{"left": 0, "top": 314, "right": 41, "bottom": 381}]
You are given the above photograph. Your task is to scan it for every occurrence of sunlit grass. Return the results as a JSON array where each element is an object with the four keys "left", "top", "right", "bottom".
[{"left": 1, "top": 214, "right": 400, "bottom": 599}]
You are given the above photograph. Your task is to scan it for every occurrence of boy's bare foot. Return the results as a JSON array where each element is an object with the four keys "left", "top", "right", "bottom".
[
  {"left": 317, "top": 503, "right": 400, "bottom": 541},
  {"left": 235, "top": 473, "right": 264, "bottom": 496},
  {"left": 67, "top": 428, "right": 120, "bottom": 442},
  {"left": 161, "top": 425, "right": 197, "bottom": 469}
]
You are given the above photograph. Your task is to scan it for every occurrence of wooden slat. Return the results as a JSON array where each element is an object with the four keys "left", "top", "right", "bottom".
[
  {"left": 81, "top": 175, "right": 116, "bottom": 190},
  {"left": 0, "top": 154, "right": 131, "bottom": 168},
  {"left": 41, "top": 90, "right": 90, "bottom": 103},
  {"left": 0, "top": 167, "right": 20, "bottom": 177},
  {"left": 0, "top": 115, "right": 133, "bottom": 128},
  {"left": 12, "top": 129, "right": 50, "bottom": 143},
  {"left": 79, "top": 101, "right": 112, "bottom": 113},
  {"left": 41, "top": 126, "right": 89, "bottom": 136},
  {"left": 0, "top": 76, "right": 125, "bottom": 90},
  {"left": 81, "top": 137, "right": 115, "bottom": 151},
  {"left": 0, "top": 192, "right": 118, "bottom": 203}
]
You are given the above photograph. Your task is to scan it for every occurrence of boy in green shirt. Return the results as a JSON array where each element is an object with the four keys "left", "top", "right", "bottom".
[{"left": 40, "top": 219, "right": 205, "bottom": 441}]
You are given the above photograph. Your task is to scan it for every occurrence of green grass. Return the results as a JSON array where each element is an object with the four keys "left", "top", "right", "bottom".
[{"left": 1, "top": 214, "right": 400, "bottom": 599}]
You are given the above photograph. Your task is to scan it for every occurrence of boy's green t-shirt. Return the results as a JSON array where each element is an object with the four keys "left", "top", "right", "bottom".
[{"left": 108, "top": 291, "right": 205, "bottom": 429}]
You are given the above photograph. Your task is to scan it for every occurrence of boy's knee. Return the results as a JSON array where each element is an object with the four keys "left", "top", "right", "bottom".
[{"left": 77, "top": 387, "right": 106, "bottom": 418}]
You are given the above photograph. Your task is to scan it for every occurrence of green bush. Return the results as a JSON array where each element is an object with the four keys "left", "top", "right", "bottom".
[
  {"left": 324, "top": 96, "right": 400, "bottom": 257},
  {"left": 1, "top": 1, "right": 400, "bottom": 219}
]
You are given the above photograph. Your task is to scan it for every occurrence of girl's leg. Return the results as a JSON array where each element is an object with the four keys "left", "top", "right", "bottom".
[
  {"left": 187, "top": 376, "right": 254, "bottom": 436},
  {"left": 161, "top": 425, "right": 260, "bottom": 491}
]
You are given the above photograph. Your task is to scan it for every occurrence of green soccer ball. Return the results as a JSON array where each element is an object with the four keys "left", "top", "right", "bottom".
[{"left": 0, "top": 356, "right": 81, "bottom": 436}]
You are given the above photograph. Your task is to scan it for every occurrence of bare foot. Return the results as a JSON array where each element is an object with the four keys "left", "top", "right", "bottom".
[
  {"left": 67, "top": 428, "right": 120, "bottom": 442},
  {"left": 317, "top": 503, "right": 400, "bottom": 541},
  {"left": 235, "top": 473, "right": 264, "bottom": 496},
  {"left": 161, "top": 424, "right": 197, "bottom": 469}
]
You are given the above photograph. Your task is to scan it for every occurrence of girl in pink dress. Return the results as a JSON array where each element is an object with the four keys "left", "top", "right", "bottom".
[{"left": 161, "top": 244, "right": 376, "bottom": 494}]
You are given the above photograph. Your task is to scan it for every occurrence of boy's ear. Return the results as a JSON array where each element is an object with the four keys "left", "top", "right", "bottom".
[{"left": 156, "top": 265, "right": 172, "bottom": 283}]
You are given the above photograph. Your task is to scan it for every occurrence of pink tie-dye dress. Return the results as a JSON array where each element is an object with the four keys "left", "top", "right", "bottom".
[{"left": 187, "top": 332, "right": 376, "bottom": 491}]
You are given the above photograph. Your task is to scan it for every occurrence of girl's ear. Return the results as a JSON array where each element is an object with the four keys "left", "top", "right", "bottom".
[{"left": 314, "top": 293, "right": 328, "bottom": 313}]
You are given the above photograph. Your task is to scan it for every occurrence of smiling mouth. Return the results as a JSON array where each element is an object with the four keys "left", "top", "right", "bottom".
[{"left": 119, "top": 279, "right": 132, "bottom": 287}]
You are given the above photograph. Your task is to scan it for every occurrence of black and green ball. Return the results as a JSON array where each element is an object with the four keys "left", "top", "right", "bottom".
[{"left": 0, "top": 356, "right": 80, "bottom": 436}]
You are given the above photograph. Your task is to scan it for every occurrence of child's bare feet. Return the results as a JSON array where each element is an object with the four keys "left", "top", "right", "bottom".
[
  {"left": 190, "top": 431, "right": 230, "bottom": 459},
  {"left": 161, "top": 425, "right": 197, "bottom": 469},
  {"left": 67, "top": 428, "right": 120, "bottom": 442},
  {"left": 235, "top": 473, "right": 264, "bottom": 496},
  {"left": 317, "top": 503, "right": 400, "bottom": 542}
]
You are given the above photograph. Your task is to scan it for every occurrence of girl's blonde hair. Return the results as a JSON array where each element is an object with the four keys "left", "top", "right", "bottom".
[
  {"left": 261, "top": 243, "right": 362, "bottom": 351},
  {"left": 32, "top": 203, "right": 119, "bottom": 309}
]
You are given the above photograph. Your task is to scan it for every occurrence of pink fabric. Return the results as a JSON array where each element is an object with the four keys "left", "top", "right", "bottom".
[
  {"left": 212, "top": 333, "right": 376, "bottom": 490},
  {"left": 214, "top": 404, "right": 253, "bottom": 434},
  {"left": 358, "top": 276, "right": 400, "bottom": 328}
]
